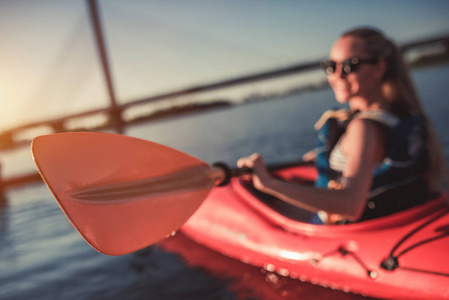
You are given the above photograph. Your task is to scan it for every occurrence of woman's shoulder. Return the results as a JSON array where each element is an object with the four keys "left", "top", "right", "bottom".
[
  {"left": 345, "top": 116, "right": 386, "bottom": 141},
  {"left": 341, "top": 117, "right": 387, "bottom": 166}
]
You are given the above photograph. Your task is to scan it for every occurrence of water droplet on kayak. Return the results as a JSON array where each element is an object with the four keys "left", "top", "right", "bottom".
[
  {"left": 330, "top": 283, "right": 340, "bottom": 290},
  {"left": 264, "top": 263, "right": 275, "bottom": 272},
  {"left": 170, "top": 231, "right": 176, "bottom": 236},
  {"left": 265, "top": 273, "right": 279, "bottom": 284},
  {"left": 277, "top": 268, "right": 289, "bottom": 277}
]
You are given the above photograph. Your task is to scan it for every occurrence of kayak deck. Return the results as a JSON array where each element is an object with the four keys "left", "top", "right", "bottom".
[{"left": 181, "top": 164, "right": 449, "bottom": 299}]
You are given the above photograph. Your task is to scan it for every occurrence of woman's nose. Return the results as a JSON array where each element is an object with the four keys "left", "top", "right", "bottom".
[{"left": 335, "top": 64, "right": 348, "bottom": 78}]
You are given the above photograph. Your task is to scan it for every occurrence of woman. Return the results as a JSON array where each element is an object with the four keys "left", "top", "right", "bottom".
[{"left": 237, "top": 27, "right": 446, "bottom": 224}]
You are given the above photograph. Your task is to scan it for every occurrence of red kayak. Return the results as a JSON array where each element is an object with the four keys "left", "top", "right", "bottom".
[{"left": 181, "top": 164, "right": 449, "bottom": 300}]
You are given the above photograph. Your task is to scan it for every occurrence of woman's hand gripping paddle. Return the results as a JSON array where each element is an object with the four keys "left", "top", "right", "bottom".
[{"left": 31, "top": 132, "right": 227, "bottom": 255}]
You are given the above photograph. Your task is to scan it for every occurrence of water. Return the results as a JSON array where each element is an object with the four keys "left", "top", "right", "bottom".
[{"left": 0, "top": 65, "right": 448, "bottom": 300}]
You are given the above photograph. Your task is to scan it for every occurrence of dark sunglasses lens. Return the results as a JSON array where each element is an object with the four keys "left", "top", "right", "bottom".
[
  {"left": 342, "top": 57, "right": 359, "bottom": 74},
  {"left": 343, "top": 63, "right": 353, "bottom": 74},
  {"left": 321, "top": 61, "right": 336, "bottom": 75},
  {"left": 342, "top": 63, "right": 354, "bottom": 73}
]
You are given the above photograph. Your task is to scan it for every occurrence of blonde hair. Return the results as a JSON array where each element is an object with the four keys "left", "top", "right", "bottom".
[{"left": 342, "top": 27, "right": 446, "bottom": 193}]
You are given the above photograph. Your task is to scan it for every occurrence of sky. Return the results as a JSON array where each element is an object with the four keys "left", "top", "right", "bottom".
[{"left": 0, "top": 0, "right": 448, "bottom": 131}]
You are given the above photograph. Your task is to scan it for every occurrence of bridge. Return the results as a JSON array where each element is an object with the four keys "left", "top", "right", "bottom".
[{"left": 0, "top": 0, "right": 448, "bottom": 190}]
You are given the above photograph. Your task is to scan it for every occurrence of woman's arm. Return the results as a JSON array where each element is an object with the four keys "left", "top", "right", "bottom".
[
  {"left": 238, "top": 119, "right": 385, "bottom": 221},
  {"left": 302, "top": 149, "right": 317, "bottom": 163}
]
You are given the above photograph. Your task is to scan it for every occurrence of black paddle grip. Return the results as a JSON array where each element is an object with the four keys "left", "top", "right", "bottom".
[{"left": 212, "top": 162, "right": 253, "bottom": 186}]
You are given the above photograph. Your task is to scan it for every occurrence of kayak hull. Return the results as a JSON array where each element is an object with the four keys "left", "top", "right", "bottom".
[{"left": 180, "top": 164, "right": 449, "bottom": 299}]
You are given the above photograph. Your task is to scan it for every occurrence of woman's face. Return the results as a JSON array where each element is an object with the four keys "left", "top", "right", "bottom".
[{"left": 327, "top": 36, "right": 384, "bottom": 105}]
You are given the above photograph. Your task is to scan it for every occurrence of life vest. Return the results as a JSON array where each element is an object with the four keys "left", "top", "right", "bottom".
[{"left": 314, "top": 108, "right": 429, "bottom": 221}]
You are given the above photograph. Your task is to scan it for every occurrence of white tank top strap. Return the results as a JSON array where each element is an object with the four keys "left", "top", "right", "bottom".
[
  {"left": 354, "top": 110, "right": 400, "bottom": 128},
  {"left": 329, "top": 142, "right": 347, "bottom": 172}
]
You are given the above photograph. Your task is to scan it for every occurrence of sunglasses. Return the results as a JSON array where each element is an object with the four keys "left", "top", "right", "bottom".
[{"left": 320, "top": 57, "right": 379, "bottom": 75}]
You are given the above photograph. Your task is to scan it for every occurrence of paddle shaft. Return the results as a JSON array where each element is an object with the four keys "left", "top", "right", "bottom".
[
  {"left": 70, "top": 160, "right": 309, "bottom": 202},
  {"left": 213, "top": 159, "right": 310, "bottom": 186}
]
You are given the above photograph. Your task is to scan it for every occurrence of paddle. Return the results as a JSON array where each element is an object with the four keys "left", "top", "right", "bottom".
[
  {"left": 31, "top": 132, "right": 234, "bottom": 255},
  {"left": 32, "top": 132, "right": 311, "bottom": 256}
]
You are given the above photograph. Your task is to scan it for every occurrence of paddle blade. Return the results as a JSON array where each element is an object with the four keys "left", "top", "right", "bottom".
[{"left": 31, "top": 132, "right": 214, "bottom": 255}]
